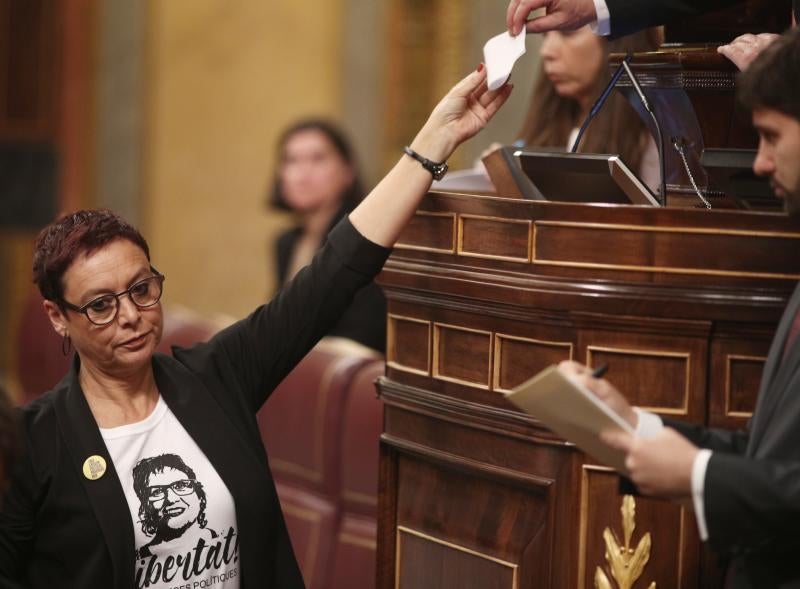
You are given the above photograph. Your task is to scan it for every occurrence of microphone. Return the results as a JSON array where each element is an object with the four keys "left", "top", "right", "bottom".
[
  {"left": 570, "top": 54, "right": 633, "bottom": 154},
  {"left": 621, "top": 59, "right": 667, "bottom": 205}
]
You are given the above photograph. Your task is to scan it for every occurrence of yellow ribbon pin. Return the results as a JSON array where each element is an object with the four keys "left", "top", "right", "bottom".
[{"left": 82, "top": 455, "right": 107, "bottom": 481}]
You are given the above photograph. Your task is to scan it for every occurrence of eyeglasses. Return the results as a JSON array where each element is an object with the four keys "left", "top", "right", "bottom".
[
  {"left": 61, "top": 269, "right": 165, "bottom": 326},
  {"left": 146, "top": 479, "right": 198, "bottom": 502}
]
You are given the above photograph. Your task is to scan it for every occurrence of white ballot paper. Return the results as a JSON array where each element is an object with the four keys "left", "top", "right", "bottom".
[
  {"left": 483, "top": 29, "right": 527, "bottom": 91},
  {"left": 505, "top": 365, "right": 634, "bottom": 472}
]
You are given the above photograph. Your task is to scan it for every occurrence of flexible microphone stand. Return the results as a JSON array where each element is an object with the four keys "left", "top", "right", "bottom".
[
  {"left": 621, "top": 60, "right": 668, "bottom": 206},
  {"left": 570, "top": 54, "right": 633, "bottom": 154}
]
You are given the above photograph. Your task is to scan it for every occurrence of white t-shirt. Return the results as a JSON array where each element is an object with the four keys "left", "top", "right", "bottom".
[{"left": 100, "top": 396, "right": 240, "bottom": 589}]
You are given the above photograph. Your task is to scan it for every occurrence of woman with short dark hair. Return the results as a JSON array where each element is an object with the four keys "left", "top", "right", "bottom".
[{"left": 0, "top": 67, "right": 511, "bottom": 589}]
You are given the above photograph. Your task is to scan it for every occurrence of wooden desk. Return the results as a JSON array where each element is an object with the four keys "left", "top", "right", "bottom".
[{"left": 376, "top": 191, "right": 800, "bottom": 588}]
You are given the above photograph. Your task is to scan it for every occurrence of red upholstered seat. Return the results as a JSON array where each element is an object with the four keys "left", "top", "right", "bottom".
[
  {"left": 155, "top": 306, "right": 226, "bottom": 354},
  {"left": 258, "top": 337, "right": 384, "bottom": 589},
  {"left": 16, "top": 289, "right": 71, "bottom": 405},
  {"left": 329, "top": 360, "right": 384, "bottom": 589}
]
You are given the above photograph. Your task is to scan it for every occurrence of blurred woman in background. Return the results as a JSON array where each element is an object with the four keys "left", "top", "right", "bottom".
[{"left": 269, "top": 120, "right": 386, "bottom": 352}]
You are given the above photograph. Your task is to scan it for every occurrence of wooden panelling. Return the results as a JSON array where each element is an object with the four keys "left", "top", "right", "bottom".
[
  {"left": 396, "top": 211, "right": 456, "bottom": 253},
  {"left": 433, "top": 323, "right": 492, "bottom": 389},
  {"left": 396, "top": 527, "right": 518, "bottom": 589},
  {"left": 0, "top": 0, "right": 57, "bottom": 139},
  {"left": 493, "top": 334, "right": 573, "bottom": 393},
  {"left": 458, "top": 215, "right": 532, "bottom": 262},
  {"left": 533, "top": 222, "right": 800, "bottom": 280},
  {"left": 587, "top": 346, "right": 691, "bottom": 415},
  {"left": 394, "top": 454, "right": 552, "bottom": 589},
  {"left": 708, "top": 333, "right": 772, "bottom": 429},
  {"left": 387, "top": 315, "right": 431, "bottom": 376},
  {"left": 377, "top": 189, "right": 800, "bottom": 589},
  {"left": 725, "top": 355, "right": 766, "bottom": 418},
  {"left": 578, "top": 466, "right": 697, "bottom": 589}
]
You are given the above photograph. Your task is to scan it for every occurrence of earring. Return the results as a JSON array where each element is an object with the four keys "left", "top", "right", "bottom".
[{"left": 61, "top": 333, "right": 72, "bottom": 356}]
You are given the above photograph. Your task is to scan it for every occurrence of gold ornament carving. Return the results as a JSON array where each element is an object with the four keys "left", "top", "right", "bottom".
[{"left": 594, "top": 495, "right": 656, "bottom": 589}]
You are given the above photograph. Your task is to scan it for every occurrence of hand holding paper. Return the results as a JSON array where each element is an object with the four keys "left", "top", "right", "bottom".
[
  {"left": 601, "top": 427, "right": 697, "bottom": 499},
  {"left": 558, "top": 360, "right": 638, "bottom": 428},
  {"left": 505, "top": 364, "right": 634, "bottom": 472},
  {"left": 483, "top": 29, "right": 527, "bottom": 91}
]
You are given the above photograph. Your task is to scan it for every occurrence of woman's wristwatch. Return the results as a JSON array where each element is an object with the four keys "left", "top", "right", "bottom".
[{"left": 403, "top": 146, "right": 448, "bottom": 180}]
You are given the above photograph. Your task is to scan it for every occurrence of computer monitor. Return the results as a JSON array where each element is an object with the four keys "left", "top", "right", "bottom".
[{"left": 515, "top": 151, "right": 661, "bottom": 206}]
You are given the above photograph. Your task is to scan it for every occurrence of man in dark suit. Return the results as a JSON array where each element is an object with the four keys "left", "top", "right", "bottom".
[
  {"left": 507, "top": 0, "right": 798, "bottom": 37},
  {"left": 561, "top": 30, "right": 800, "bottom": 588},
  {"left": 507, "top": 0, "right": 796, "bottom": 70}
]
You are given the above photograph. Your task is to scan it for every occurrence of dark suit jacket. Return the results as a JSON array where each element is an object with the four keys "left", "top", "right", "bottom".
[
  {"left": 276, "top": 204, "right": 387, "bottom": 353},
  {"left": 0, "top": 218, "right": 390, "bottom": 588},
  {"left": 667, "top": 283, "right": 800, "bottom": 589},
  {"left": 605, "top": 0, "right": 744, "bottom": 37}
]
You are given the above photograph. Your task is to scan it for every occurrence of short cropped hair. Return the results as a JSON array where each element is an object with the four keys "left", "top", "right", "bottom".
[
  {"left": 738, "top": 28, "right": 800, "bottom": 121},
  {"left": 32, "top": 209, "right": 150, "bottom": 305}
]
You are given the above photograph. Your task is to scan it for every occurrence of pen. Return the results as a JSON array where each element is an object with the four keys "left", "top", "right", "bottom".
[{"left": 591, "top": 364, "right": 609, "bottom": 379}]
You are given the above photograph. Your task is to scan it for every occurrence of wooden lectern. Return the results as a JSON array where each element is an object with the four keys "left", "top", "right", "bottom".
[{"left": 376, "top": 3, "right": 797, "bottom": 588}]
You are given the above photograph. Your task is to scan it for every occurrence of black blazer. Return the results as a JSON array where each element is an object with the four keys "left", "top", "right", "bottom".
[
  {"left": 605, "top": 0, "right": 744, "bottom": 37},
  {"left": 0, "top": 219, "right": 391, "bottom": 588},
  {"left": 275, "top": 204, "right": 386, "bottom": 353},
  {"left": 667, "top": 283, "right": 800, "bottom": 589}
]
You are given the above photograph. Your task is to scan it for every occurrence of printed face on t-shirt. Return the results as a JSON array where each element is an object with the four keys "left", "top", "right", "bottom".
[{"left": 145, "top": 467, "right": 202, "bottom": 533}]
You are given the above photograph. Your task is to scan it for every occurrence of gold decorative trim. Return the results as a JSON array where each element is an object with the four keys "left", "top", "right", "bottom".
[
  {"left": 457, "top": 214, "right": 533, "bottom": 263},
  {"left": 492, "top": 333, "right": 574, "bottom": 393},
  {"left": 343, "top": 489, "right": 378, "bottom": 507},
  {"left": 580, "top": 466, "right": 688, "bottom": 589},
  {"left": 432, "top": 322, "right": 493, "bottom": 390},
  {"left": 282, "top": 503, "right": 322, "bottom": 587},
  {"left": 533, "top": 258, "right": 800, "bottom": 281},
  {"left": 339, "top": 531, "right": 377, "bottom": 550},
  {"left": 723, "top": 354, "right": 765, "bottom": 418},
  {"left": 387, "top": 314, "right": 432, "bottom": 377},
  {"left": 594, "top": 496, "right": 656, "bottom": 589},
  {"left": 586, "top": 346, "right": 691, "bottom": 415},
  {"left": 269, "top": 359, "right": 340, "bottom": 482},
  {"left": 677, "top": 506, "right": 686, "bottom": 585},
  {"left": 395, "top": 211, "right": 457, "bottom": 254},
  {"left": 578, "top": 465, "right": 615, "bottom": 589},
  {"left": 396, "top": 526, "right": 519, "bottom": 589},
  {"left": 533, "top": 221, "right": 800, "bottom": 279},
  {"left": 534, "top": 220, "right": 800, "bottom": 240}
]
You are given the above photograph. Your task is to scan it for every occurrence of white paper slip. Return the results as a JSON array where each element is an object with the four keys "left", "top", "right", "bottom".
[
  {"left": 483, "top": 29, "right": 527, "bottom": 91},
  {"left": 505, "top": 365, "right": 634, "bottom": 472}
]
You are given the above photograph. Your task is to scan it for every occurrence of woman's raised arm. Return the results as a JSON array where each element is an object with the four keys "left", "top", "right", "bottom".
[{"left": 349, "top": 66, "right": 512, "bottom": 247}]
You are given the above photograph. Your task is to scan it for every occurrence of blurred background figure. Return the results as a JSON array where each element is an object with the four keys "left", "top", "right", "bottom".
[{"left": 269, "top": 120, "right": 386, "bottom": 353}]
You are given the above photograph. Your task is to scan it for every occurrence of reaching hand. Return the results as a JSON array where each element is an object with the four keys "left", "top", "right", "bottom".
[
  {"left": 558, "top": 360, "right": 638, "bottom": 429},
  {"left": 507, "top": 0, "right": 598, "bottom": 36},
  {"left": 718, "top": 33, "right": 780, "bottom": 71},
  {"left": 410, "top": 65, "right": 513, "bottom": 164},
  {"left": 600, "top": 427, "right": 698, "bottom": 499}
]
